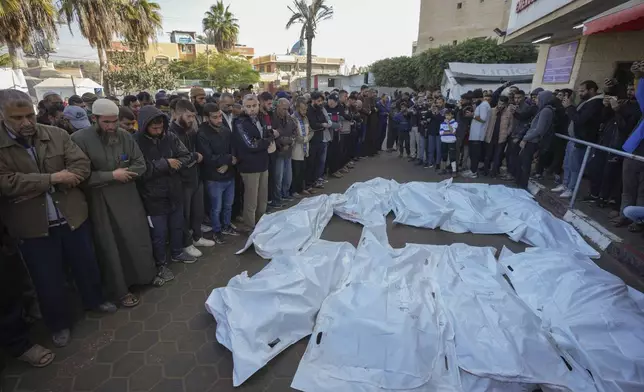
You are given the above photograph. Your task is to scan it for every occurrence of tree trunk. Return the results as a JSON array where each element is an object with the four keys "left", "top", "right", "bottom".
[
  {"left": 306, "top": 36, "right": 313, "bottom": 92},
  {"left": 7, "top": 42, "right": 21, "bottom": 69},
  {"left": 97, "top": 45, "right": 110, "bottom": 95}
]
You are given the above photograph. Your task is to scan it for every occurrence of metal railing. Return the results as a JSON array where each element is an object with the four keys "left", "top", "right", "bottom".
[{"left": 554, "top": 133, "right": 644, "bottom": 209}]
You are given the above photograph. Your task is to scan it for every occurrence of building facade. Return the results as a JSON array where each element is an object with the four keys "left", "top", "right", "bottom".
[
  {"left": 502, "top": 0, "right": 642, "bottom": 92},
  {"left": 251, "top": 54, "right": 345, "bottom": 91},
  {"left": 415, "top": 0, "right": 511, "bottom": 53}
]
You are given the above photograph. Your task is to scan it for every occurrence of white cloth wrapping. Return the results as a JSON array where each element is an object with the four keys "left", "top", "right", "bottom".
[
  {"left": 499, "top": 247, "right": 644, "bottom": 392},
  {"left": 331, "top": 177, "right": 399, "bottom": 225},
  {"left": 236, "top": 194, "right": 336, "bottom": 259},
  {"left": 207, "top": 240, "right": 355, "bottom": 386}
]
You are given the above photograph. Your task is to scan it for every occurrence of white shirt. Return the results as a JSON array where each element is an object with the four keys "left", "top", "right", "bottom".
[{"left": 469, "top": 101, "right": 491, "bottom": 142}]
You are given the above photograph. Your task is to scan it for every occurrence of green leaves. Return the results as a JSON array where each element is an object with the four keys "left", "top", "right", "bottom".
[
  {"left": 105, "top": 51, "right": 178, "bottom": 94},
  {"left": 167, "top": 52, "right": 259, "bottom": 90},
  {"left": 372, "top": 38, "right": 538, "bottom": 89}
]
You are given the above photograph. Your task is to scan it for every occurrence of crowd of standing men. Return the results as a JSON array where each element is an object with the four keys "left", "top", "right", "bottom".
[{"left": 0, "top": 83, "right": 392, "bottom": 368}]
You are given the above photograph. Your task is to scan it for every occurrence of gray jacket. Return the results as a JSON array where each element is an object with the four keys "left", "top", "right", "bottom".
[{"left": 523, "top": 91, "right": 555, "bottom": 143}]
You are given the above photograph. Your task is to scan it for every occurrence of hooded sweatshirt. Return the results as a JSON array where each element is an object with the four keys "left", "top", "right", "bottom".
[
  {"left": 133, "top": 106, "right": 192, "bottom": 215},
  {"left": 523, "top": 91, "right": 555, "bottom": 144},
  {"left": 168, "top": 121, "right": 199, "bottom": 187}
]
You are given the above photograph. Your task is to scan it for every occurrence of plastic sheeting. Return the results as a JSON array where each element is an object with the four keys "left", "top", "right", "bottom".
[
  {"left": 236, "top": 194, "right": 336, "bottom": 259},
  {"left": 499, "top": 247, "right": 644, "bottom": 392},
  {"left": 331, "top": 177, "right": 399, "bottom": 225},
  {"left": 390, "top": 179, "right": 598, "bottom": 258},
  {"left": 206, "top": 240, "right": 355, "bottom": 386}
]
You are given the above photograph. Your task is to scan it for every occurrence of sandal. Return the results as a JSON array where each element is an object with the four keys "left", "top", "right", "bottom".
[
  {"left": 18, "top": 344, "right": 55, "bottom": 368},
  {"left": 120, "top": 293, "right": 140, "bottom": 308}
]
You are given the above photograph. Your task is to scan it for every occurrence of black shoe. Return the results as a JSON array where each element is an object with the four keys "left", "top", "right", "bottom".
[
  {"left": 222, "top": 226, "right": 240, "bottom": 236},
  {"left": 581, "top": 195, "right": 599, "bottom": 203},
  {"left": 213, "top": 232, "right": 225, "bottom": 244}
]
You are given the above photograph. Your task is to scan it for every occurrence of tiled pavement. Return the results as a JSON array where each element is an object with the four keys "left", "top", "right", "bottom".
[{"left": 2, "top": 153, "right": 639, "bottom": 392}]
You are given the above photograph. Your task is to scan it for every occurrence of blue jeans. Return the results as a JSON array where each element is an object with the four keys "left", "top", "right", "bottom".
[
  {"left": 207, "top": 179, "right": 235, "bottom": 233},
  {"left": 565, "top": 144, "right": 586, "bottom": 190},
  {"left": 624, "top": 206, "right": 644, "bottom": 223},
  {"left": 316, "top": 142, "right": 328, "bottom": 180},
  {"left": 150, "top": 207, "right": 184, "bottom": 265},
  {"left": 274, "top": 155, "right": 293, "bottom": 199},
  {"left": 427, "top": 135, "right": 442, "bottom": 166}
]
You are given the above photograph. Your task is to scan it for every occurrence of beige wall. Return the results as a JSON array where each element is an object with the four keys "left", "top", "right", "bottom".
[
  {"left": 416, "top": 0, "right": 510, "bottom": 53},
  {"left": 532, "top": 30, "right": 644, "bottom": 92}
]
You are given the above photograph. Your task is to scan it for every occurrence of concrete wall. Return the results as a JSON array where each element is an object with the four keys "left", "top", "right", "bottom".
[{"left": 416, "top": 0, "right": 510, "bottom": 53}]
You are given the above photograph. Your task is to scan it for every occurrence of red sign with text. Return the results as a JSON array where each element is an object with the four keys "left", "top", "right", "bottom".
[{"left": 516, "top": 0, "right": 539, "bottom": 13}]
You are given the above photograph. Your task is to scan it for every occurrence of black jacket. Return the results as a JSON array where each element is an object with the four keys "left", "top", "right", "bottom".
[
  {"left": 566, "top": 96, "right": 604, "bottom": 147},
  {"left": 425, "top": 110, "right": 445, "bottom": 136},
  {"left": 231, "top": 113, "right": 272, "bottom": 174},
  {"left": 197, "top": 122, "right": 235, "bottom": 182},
  {"left": 168, "top": 121, "right": 199, "bottom": 187},
  {"left": 455, "top": 106, "right": 473, "bottom": 140},
  {"left": 510, "top": 101, "right": 538, "bottom": 140},
  {"left": 134, "top": 106, "right": 192, "bottom": 215},
  {"left": 307, "top": 104, "right": 328, "bottom": 144}
]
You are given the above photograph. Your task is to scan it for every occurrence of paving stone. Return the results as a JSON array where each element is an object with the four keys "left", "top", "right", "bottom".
[
  {"left": 99, "top": 311, "right": 131, "bottom": 330},
  {"left": 97, "top": 341, "right": 129, "bottom": 363},
  {"left": 146, "top": 342, "right": 178, "bottom": 365},
  {"left": 95, "top": 377, "right": 128, "bottom": 392},
  {"left": 40, "top": 376, "right": 74, "bottom": 392},
  {"left": 129, "top": 331, "right": 159, "bottom": 352},
  {"left": 57, "top": 351, "right": 99, "bottom": 378},
  {"left": 144, "top": 312, "right": 171, "bottom": 331},
  {"left": 184, "top": 366, "right": 218, "bottom": 392},
  {"left": 266, "top": 378, "right": 299, "bottom": 392},
  {"left": 141, "top": 288, "right": 168, "bottom": 304},
  {"left": 115, "top": 322, "right": 143, "bottom": 341},
  {"left": 159, "top": 322, "right": 188, "bottom": 342},
  {"left": 129, "top": 303, "right": 157, "bottom": 321},
  {"left": 15, "top": 363, "right": 60, "bottom": 390},
  {"left": 78, "top": 330, "right": 114, "bottom": 352},
  {"left": 112, "top": 352, "right": 145, "bottom": 377},
  {"left": 71, "top": 319, "right": 100, "bottom": 339},
  {"left": 170, "top": 303, "right": 198, "bottom": 322},
  {"left": 72, "top": 364, "right": 111, "bottom": 391},
  {"left": 189, "top": 276, "right": 214, "bottom": 290},
  {"left": 129, "top": 365, "right": 163, "bottom": 391},
  {"left": 163, "top": 353, "right": 196, "bottom": 377},
  {"left": 188, "top": 312, "right": 214, "bottom": 330},
  {"left": 181, "top": 290, "right": 207, "bottom": 305},
  {"left": 195, "top": 342, "right": 227, "bottom": 365},
  {"left": 149, "top": 378, "right": 184, "bottom": 392},
  {"left": 205, "top": 324, "right": 218, "bottom": 342},
  {"left": 164, "top": 282, "right": 191, "bottom": 297},
  {"left": 177, "top": 330, "right": 207, "bottom": 352},
  {"left": 52, "top": 339, "right": 83, "bottom": 363},
  {"left": 156, "top": 296, "right": 182, "bottom": 312},
  {"left": 217, "top": 355, "right": 234, "bottom": 379}
]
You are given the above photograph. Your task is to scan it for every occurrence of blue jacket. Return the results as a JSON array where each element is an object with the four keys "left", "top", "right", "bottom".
[
  {"left": 377, "top": 100, "right": 391, "bottom": 117},
  {"left": 623, "top": 78, "right": 644, "bottom": 153},
  {"left": 393, "top": 112, "right": 411, "bottom": 132}
]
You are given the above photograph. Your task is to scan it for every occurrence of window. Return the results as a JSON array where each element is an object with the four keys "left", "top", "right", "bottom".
[
  {"left": 154, "top": 56, "right": 169, "bottom": 65},
  {"left": 279, "top": 65, "right": 292, "bottom": 72},
  {"left": 457, "top": 2, "right": 462, "bottom": 9},
  {"left": 179, "top": 44, "right": 193, "bottom": 54}
]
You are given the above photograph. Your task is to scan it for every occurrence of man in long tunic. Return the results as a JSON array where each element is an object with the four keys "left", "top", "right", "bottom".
[{"left": 71, "top": 99, "right": 159, "bottom": 308}]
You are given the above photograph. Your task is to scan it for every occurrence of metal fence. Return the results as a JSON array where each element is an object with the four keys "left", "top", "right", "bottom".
[{"left": 554, "top": 133, "right": 644, "bottom": 209}]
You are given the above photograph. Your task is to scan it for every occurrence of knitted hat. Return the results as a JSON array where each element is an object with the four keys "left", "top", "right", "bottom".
[
  {"left": 190, "top": 87, "right": 206, "bottom": 97},
  {"left": 81, "top": 92, "right": 98, "bottom": 103},
  {"left": 91, "top": 99, "right": 119, "bottom": 116}
]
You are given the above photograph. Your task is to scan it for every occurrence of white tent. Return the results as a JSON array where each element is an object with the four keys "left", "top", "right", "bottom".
[
  {"left": 0, "top": 68, "right": 28, "bottom": 93},
  {"left": 441, "top": 62, "right": 536, "bottom": 101},
  {"left": 33, "top": 77, "right": 102, "bottom": 101}
]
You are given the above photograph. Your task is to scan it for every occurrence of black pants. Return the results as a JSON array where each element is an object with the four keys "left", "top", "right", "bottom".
[
  {"left": 231, "top": 172, "right": 244, "bottom": 220},
  {"left": 306, "top": 142, "right": 325, "bottom": 186},
  {"left": 1, "top": 251, "right": 32, "bottom": 358},
  {"left": 469, "top": 141, "right": 483, "bottom": 173},
  {"left": 518, "top": 142, "right": 540, "bottom": 189},
  {"left": 442, "top": 142, "right": 457, "bottom": 163},
  {"left": 183, "top": 182, "right": 204, "bottom": 245},
  {"left": 548, "top": 136, "right": 567, "bottom": 175},
  {"left": 506, "top": 139, "right": 521, "bottom": 178},
  {"left": 328, "top": 137, "right": 344, "bottom": 174},
  {"left": 484, "top": 142, "right": 507, "bottom": 177},
  {"left": 292, "top": 159, "right": 306, "bottom": 193},
  {"left": 589, "top": 150, "right": 609, "bottom": 197},
  {"left": 621, "top": 157, "right": 644, "bottom": 216},
  {"left": 398, "top": 132, "right": 410, "bottom": 156},
  {"left": 600, "top": 157, "right": 623, "bottom": 203},
  {"left": 18, "top": 222, "right": 104, "bottom": 332},
  {"left": 537, "top": 150, "right": 554, "bottom": 175},
  {"left": 150, "top": 207, "right": 184, "bottom": 265},
  {"left": 387, "top": 124, "right": 398, "bottom": 150}
]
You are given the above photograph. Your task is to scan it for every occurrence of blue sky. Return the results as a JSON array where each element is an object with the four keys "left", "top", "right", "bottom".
[{"left": 50, "top": 0, "right": 420, "bottom": 68}]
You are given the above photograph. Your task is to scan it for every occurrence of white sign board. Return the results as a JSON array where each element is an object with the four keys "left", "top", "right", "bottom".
[{"left": 507, "top": 0, "right": 575, "bottom": 33}]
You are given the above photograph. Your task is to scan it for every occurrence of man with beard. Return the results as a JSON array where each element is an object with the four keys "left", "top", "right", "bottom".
[
  {"left": 134, "top": 105, "right": 197, "bottom": 278},
  {"left": 45, "top": 103, "right": 73, "bottom": 134},
  {"left": 462, "top": 90, "right": 491, "bottom": 179},
  {"left": 71, "top": 99, "right": 161, "bottom": 308},
  {"left": 259, "top": 92, "right": 282, "bottom": 208},
  {"left": 502, "top": 90, "right": 536, "bottom": 182},
  {"left": 482, "top": 96, "right": 514, "bottom": 178},
  {"left": 272, "top": 98, "right": 296, "bottom": 199},
  {"left": 217, "top": 93, "right": 244, "bottom": 221},
  {"left": 306, "top": 92, "right": 331, "bottom": 189},
  {"left": 190, "top": 87, "right": 208, "bottom": 125},
  {"left": 219, "top": 93, "right": 236, "bottom": 132},
  {"left": 0, "top": 89, "right": 115, "bottom": 347},
  {"left": 62, "top": 105, "right": 91, "bottom": 133},
  {"left": 168, "top": 100, "right": 215, "bottom": 253},
  {"left": 455, "top": 93, "right": 474, "bottom": 169}
]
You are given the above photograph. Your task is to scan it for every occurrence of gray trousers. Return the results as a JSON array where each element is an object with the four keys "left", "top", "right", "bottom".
[
  {"left": 183, "top": 182, "right": 204, "bottom": 246},
  {"left": 410, "top": 126, "right": 420, "bottom": 158},
  {"left": 241, "top": 171, "right": 269, "bottom": 228}
]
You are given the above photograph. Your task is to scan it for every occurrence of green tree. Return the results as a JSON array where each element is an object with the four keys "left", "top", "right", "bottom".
[
  {"left": 120, "top": 0, "right": 163, "bottom": 52},
  {"left": 105, "top": 50, "right": 177, "bottom": 94},
  {"left": 169, "top": 52, "right": 259, "bottom": 90},
  {"left": 202, "top": 1, "right": 239, "bottom": 52},
  {"left": 0, "top": 0, "right": 58, "bottom": 69},
  {"left": 0, "top": 52, "right": 11, "bottom": 67},
  {"left": 370, "top": 56, "right": 418, "bottom": 89},
  {"left": 285, "top": 0, "right": 333, "bottom": 92}
]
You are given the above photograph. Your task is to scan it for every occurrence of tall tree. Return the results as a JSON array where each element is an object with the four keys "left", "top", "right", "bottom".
[
  {"left": 0, "top": 0, "right": 58, "bottom": 69},
  {"left": 202, "top": 1, "right": 239, "bottom": 52},
  {"left": 285, "top": 0, "right": 333, "bottom": 92},
  {"left": 119, "top": 0, "right": 163, "bottom": 52}
]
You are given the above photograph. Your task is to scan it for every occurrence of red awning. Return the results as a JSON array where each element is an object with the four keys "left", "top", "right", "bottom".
[{"left": 584, "top": 1, "right": 644, "bottom": 35}]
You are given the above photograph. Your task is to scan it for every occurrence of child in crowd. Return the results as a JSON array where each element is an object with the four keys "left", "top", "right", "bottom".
[
  {"left": 393, "top": 102, "right": 412, "bottom": 158},
  {"left": 439, "top": 110, "right": 458, "bottom": 174},
  {"left": 118, "top": 107, "right": 137, "bottom": 133}
]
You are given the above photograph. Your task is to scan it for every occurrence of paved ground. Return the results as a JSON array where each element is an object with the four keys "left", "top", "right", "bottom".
[{"left": 1, "top": 152, "right": 641, "bottom": 392}]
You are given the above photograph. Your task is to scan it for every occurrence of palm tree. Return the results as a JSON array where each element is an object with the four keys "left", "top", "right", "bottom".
[
  {"left": 0, "top": 0, "right": 58, "bottom": 69},
  {"left": 119, "top": 0, "right": 163, "bottom": 52},
  {"left": 202, "top": 1, "right": 239, "bottom": 52},
  {"left": 285, "top": 0, "right": 333, "bottom": 91}
]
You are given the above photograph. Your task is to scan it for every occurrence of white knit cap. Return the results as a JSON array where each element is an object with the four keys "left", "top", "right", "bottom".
[{"left": 91, "top": 99, "right": 119, "bottom": 116}]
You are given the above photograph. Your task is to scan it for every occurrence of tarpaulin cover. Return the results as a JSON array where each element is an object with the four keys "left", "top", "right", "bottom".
[
  {"left": 331, "top": 177, "right": 399, "bottom": 225},
  {"left": 236, "top": 194, "right": 336, "bottom": 259},
  {"left": 390, "top": 179, "right": 598, "bottom": 258},
  {"left": 499, "top": 247, "right": 644, "bottom": 392},
  {"left": 206, "top": 240, "right": 355, "bottom": 386}
]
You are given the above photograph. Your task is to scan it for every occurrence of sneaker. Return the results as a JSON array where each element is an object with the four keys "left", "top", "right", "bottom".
[
  {"left": 283, "top": 195, "right": 295, "bottom": 201},
  {"left": 292, "top": 192, "right": 302, "bottom": 199},
  {"left": 340, "top": 167, "right": 350, "bottom": 174},
  {"left": 213, "top": 232, "right": 226, "bottom": 244},
  {"left": 200, "top": 224, "right": 213, "bottom": 233},
  {"left": 331, "top": 172, "right": 343, "bottom": 178},
  {"left": 193, "top": 237, "right": 215, "bottom": 247},
  {"left": 171, "top": 252, "right": 197, "bottom": 264},
  {"left": 151, "top": 276, "right": 165, "bottom": 287},
  {"left": 52, "top": 329, "right": 71, "bottom": 348},
  {"left": 222, "top": 226, "right": 240, "bottom": 236},
  {"left": 581, "top": 195, "right": 599, "bottom": 203},
  {"left": 301, "top": 189, "right": 311, "bottom": 196},
  {"left": 314, "top": 182, "right": 325, "bottom": 189},
  {"left": 560, "top": 190, "right": 573, "bottom": 198},
  {"left": 551, "top": 184, "right": 566, "bottom": 192},
  {"left": 95, "top": 302, "right": 118, "bottom": 313},
  {"left": 461, "top": 170, "right": 473, "bottom": 176},
  {"left": 157, "top": 265, "right": 175, "bottom": 281},
  {"left": 183, "top": 245, "right": 202, "bottom": 258},
  {"left": 268, "top": 201, "right": 285, "bottom": 209},
  {"left": 501, "top": 174, "right": 515, "bottom": 182},
  {"left": 532, "top": 174, "right": 544, "bottom": 180}
]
